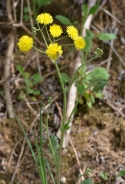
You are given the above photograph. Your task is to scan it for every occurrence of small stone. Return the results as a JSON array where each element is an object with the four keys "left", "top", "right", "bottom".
[
  {"left": 67, "top": 153, "right": 71, "bottom": 157},
  {"left": 62, "top": 148, "right": 68, "bottom": 155},
  {"left": 100, "top": 156, "right": 105, "bottom": 163},
  {"left": 116, "top": 176, "right": 125, "bottom": 183},
  {"left": 61, "top": 177, "right": 67, "bottom": 183}
]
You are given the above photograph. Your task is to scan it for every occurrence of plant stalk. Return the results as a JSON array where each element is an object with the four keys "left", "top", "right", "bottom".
[{"left": 53, "top": 61, "right": 67, "bottom": 184}]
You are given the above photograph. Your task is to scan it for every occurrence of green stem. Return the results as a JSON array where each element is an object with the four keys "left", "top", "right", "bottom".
[
  {"left": 33, "top": 46, "right": 45, "bottom": 53},
  {"left": 61, "top": 43, "right": 74, "bottom": 47},
  {"left": 46, "top": 105, "right": 57, "bottom": 165},
  {"left": 55, "top": 35, "right": 68, "bottom": 42},
  {"left": 56, "top": 91, "right": 66, "bottom": 184},
  {"left": 37, "top": 23, "right": 48, "bottom": 47},
  {"left": 45, "top": 25, "right": 52, "bottom": 43},
  {"left": 53, "top": 60, "right": 67, "bottom": 184}
]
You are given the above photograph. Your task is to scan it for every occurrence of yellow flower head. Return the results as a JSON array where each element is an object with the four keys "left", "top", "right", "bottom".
[
  {"left": 49, "top": 24, "right": 63, "bottom": 37},
  {"left": 46, "top": 43, "right": 63, "bottom": 60},
  {"left": 18, "top": 35, "right": 33, "bottom": 52},
  {"left": 74, "top": 36, "right": 86, "bottom": 50},
  {"left": 36, "top": 13, "right": 53, "bottom": 25},
  {"left": 66, "top": 25, "right": 79, "bottom": 40}
]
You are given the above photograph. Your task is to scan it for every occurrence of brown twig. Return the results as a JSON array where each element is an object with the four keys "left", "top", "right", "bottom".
[
  {"left": 68, "top": 135, "right": 85, "bottom": 183},
  {"left": 4, "top": 32, "right": 15, "bottom": 118},
  {"left": 3, "top": 0, "right": 15, "bottom": 118},
  {"left": 10, "top": 138, "right": 26, "bottom": 184}
]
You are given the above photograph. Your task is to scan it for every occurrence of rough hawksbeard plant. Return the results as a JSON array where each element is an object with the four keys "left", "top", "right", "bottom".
[
  {"left": 17, "top": 12, "right": 86, "bottom": 184},
  {"left": 18, "top": 13, "right": 86, "bottom": 61},
  {"left": 17, "top": 12, "right": 106, "bottom": 184}
]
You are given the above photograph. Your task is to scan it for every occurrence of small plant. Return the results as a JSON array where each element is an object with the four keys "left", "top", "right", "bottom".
[
  {"left": 17, "top": 11, "right": 105, "bottom": 183},
  {"left": 17, "top": 65, "right": 42, "bottom": 99},
  {"left": 117, "top": 169, "right": 125, "bottom": 177},
  {"left": 16, "top": 3, "right": 116, "bottom": 183},
  {"left": 100, "top": 171, "right": 109, "bottom": 181}
]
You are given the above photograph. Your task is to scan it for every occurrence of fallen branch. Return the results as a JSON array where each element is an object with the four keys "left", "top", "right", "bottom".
[{"left": 3, "top": 31, "right": 15, "bottom": 118}]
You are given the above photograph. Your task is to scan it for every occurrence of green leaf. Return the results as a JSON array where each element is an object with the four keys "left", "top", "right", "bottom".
[
  {"left": 90, "top": 95, "right": 95, "bottom": 104},
  {"left": 17, "top": 65, "right": 24, "bottom": 76},
  {"left": 25, "top": 79, "right": 33, "bottom": 88},
  {"left": 50, "top": 135, "right": 59, "bottom": 154},
  {"left": 24, "top": 6, "right": 29, "bottom": 13},
  {"left": 27, "top": 88, "right": 34, "bottom": 94},
  {"left": 89, "top": 5, "right": 99, "bottom": 15},
  {"left": 117, "top": 169, "right": 125, "bottom": 177},
  {"left": 95, "top": 91, "right": 103, "bottom": 98},
  {"left": 23, "top": 14, "right": 30, "bottom": 21},
  {"left": 84, "top": 36, "right": 92, "bottom": 53},
  {"left": 97, "top": 33, "right": 116, "bottom": 41},
  {"left": 84, "top": 92, "right": 90, "bottom": 99},
  {"left": 87, "top": 67, "right": 110, "bottom": 80},
  {"left": 100, "top": 171, "right": 108, "bottom": 181},
  {"left": 31, "top": 97, "right": 37, "bottom": 101},
  {"left": 61, "top": 72, "right": 70, "bottom": 84},
  {"left": 82, "top": 3, "right": 88, "bottom": 15},
  {"left": 78, "top": 64, "right": 86, "bottom": 76},
  {"left": 55, "top": 15, "right": 72, "bottom": 25},
  {"left": 77, "top": 82, "right": 85, "bottom": 95},
  {"left": 61, "top": 123, "right": 70, "bottom": 131},
  {"left": 81, "top": 178, "right": 94, "bottom": 184},
  {"left": 94, "top": 79, "right": 108, "bottom": 91},
  {"left": 18, "top": 94, "right": 25, "bottom": 100},
  {"left": 86, "top": 67, "right": 109, "bottom": 92},
  {"left": 86, "top": 100, "right": 92, "bottom": 108},
  {"left": 82, "top": 4, "right": 88, "bottom": 24},
  {"left": 33, "top": 90, "right": 40, "bottom": 95},
  {"left": 24, "top": 72, "right": 30, "bottom": 79},
  {"left": 31, "top": 73, "right": 42, "bottom": 84},
  {"left": 86, "top": 29, "right": 94, "bottom": 39},
  {"left": 36, "top": 0, "right": 51, "bottom": 7}
]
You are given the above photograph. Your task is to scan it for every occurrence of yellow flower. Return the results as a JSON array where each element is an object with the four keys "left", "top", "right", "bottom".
[
  {"left": 46, "top": 43, "right": 63, "bottom": 60},
  {"left": 18, "top": 35, "right": 33, "bottom": 52},
  {"left": 49, "top": 24, "right": 63, "bottom": 37},
  {"left": 74, "top": 36, "right": 86, "bottom": 50},
  {"left": 36, "top": 13, "right": 53, "bottom": 25},
  {"left": 66, "top": 25, "right": 79, "bottom": 40}
]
